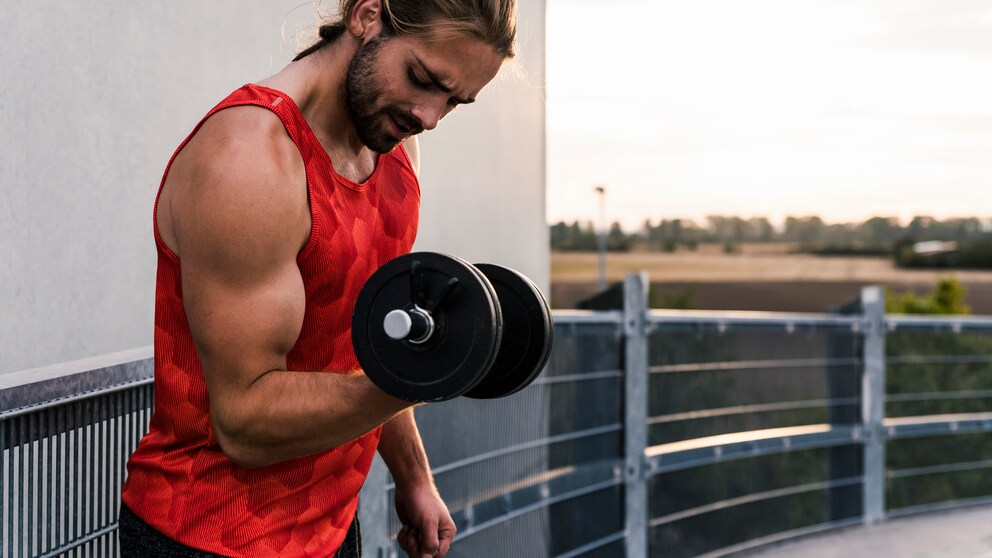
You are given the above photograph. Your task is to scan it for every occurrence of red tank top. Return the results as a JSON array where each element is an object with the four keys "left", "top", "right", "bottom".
[{"left": 122, "top": 84, "right": 420, "bottom": 557}]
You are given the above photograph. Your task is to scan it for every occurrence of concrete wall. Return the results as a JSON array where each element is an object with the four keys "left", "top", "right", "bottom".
[
  {"left": 415, "top": 0, "right": 548, "bottom": 289},
  {"left": 0, "top": 1, "right": 547, "bottom": 375}
]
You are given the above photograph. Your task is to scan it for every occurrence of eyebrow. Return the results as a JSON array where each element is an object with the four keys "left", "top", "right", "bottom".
[{"left": 414, "top": 56, "right": 476, "bottom": 105}]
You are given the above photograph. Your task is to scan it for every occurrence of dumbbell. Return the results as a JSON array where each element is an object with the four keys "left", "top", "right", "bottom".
[{"left": 351, "top": 252, "right": 554, "bottom": 402}]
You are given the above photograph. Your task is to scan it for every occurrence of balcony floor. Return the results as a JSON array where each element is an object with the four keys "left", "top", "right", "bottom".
[{"left": 747, "top": 505, "right": 992, "bottom": 558}]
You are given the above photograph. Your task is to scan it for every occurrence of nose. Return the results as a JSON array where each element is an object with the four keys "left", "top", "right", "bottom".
[{"left": 410, "top": 97, "right": 447, "bottom": 131}]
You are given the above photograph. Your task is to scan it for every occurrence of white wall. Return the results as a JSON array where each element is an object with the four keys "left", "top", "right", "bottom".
[
  {"left": 415, "top": 0, "right": 549, "bottom": 291},
  {"left": 0, "top": 1, "right": 547, "bottom": 375}
]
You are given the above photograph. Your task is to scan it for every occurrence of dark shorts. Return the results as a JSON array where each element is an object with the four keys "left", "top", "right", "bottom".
[{"left": 118, "top": 503, "right": 361, "bottom": 558}]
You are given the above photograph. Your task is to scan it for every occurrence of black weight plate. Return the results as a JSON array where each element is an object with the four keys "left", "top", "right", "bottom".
[
  {"left": 352, "top": 252, "right": 501, "bottom": 402},
  {"left": 464, "top": 264, "right": 554, "bottom": 399},
  {"left": 463, "top": 258, "right": 504, "bottom": 386}
]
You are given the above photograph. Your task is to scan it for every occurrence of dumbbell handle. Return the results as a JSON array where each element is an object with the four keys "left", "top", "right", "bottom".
[{"left": 383, "top": 308, "right": 434, "bottom": 344}]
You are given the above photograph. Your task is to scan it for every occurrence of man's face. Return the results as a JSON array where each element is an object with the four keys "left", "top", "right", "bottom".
[{"left": 344, "top": 30, "right": 504, "bottom": 154}]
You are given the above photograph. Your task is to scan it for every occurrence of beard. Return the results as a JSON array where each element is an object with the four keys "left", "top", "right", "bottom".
[{"left": 343, "top": 35, "right": 423, "bottom": 154}]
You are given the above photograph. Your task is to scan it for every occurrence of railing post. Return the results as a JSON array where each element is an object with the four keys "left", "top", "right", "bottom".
[
  {"left": 360, "top": 453, "right": 392, "bottom": 557},
  {"left": 861, "top": 286, "right": 886, "bottom": 524},
  {"left": 624, "top": 273, "right": 649, "bottom": 557}
]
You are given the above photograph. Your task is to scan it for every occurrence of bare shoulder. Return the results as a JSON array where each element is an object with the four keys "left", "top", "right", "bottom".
[
  {"left": 161, "top": 105, "right": 310, "bottom": 265},
  {"left": 403, "top": 136, "right": 421, "bottom": 177}
]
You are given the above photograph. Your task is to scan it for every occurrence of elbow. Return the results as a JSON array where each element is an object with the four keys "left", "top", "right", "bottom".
[
  {"left": 213, "top": 417, "right": 278, "bottom": 469},
  {"left": 219, "top": 438, "right": 276, "bottom": 469}
]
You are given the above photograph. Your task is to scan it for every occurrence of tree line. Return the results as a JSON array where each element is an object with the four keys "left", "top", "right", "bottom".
[{"left": 550, "top": 215, "right": 992, "bottom": 269}]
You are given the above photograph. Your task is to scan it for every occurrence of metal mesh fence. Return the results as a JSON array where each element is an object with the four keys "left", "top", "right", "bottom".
[
  {"left": 3, "top": 302, "right": 992, "bottom": 558},
  {"left": 645, "top": 315, "right": 865, "bottom": 556},
  {"left": 648, "top": 321, "right": 862, "bottom": 445},
  {"left": 1, "top": 380, "right": 153, "bottom": 558},
  {"left": 377, "top": 317, "right": 627, "bottom": 558},
  {"left": 885, "top": 319, "right": 992, "bottom": 516},
  {"left": 886, "top": 325, "right": 992, "bottom": 418}
]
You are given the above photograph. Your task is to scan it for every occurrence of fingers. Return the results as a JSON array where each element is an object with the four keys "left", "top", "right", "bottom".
[
  {"left": 398, "top": 525, "right": 431, "bottom": 558},
  {"left": 398, "top": 522, "right": 451, "bottom": 558},
  {"left": 437, "top": 519, "right": 456, "bottom": 557},
  {"left": 398, "top": 525, "right": 420, "bottom": 557},
  {"left": 418, "top": 515, "right": 441, "bottom": 558},
  {"left": 393, "top": 489, "right": 456, "bottom": 557}
]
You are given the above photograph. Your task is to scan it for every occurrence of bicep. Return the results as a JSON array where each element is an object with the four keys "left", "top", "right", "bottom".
[
  {"left": 182, "top": 252, "right": 305, "bottom": 391},
  {"left": 171, "top": 122, "right": 310, "bottom": 396},
  {"left": 180, "top": 228, "right": 307, "bottom": 450}
]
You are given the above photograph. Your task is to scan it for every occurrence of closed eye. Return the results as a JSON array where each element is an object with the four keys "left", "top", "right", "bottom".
[
  {"left": 410, "top": 58, "right": 475, "bottom": 105},
  {"left": 408, "top": 69, "right": 433, "bottom": 91}
]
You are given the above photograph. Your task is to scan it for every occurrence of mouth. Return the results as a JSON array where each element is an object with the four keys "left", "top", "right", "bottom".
[
  {"left": 385, "top": 114, "right": 408, "bottom": 139},
  {"left": 387, "top": 112, "right": 422, "bottom": 139}
]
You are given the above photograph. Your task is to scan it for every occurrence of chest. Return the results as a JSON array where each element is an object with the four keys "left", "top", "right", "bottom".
[{"left": 299, "top": 177, "right": 420, "bottom": 291}]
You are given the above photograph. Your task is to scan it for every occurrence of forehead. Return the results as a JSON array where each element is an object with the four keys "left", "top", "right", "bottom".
[{"left": 393, "top": 33, "right": 504, "bottom": 96}]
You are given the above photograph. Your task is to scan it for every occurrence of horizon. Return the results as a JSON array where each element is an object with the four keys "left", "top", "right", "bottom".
[
  {"left": 547, "top": 213, "right": 992, "bottom": 232},
  {"left": 546, "top": 0, "right": 992, "bottom": 232}
]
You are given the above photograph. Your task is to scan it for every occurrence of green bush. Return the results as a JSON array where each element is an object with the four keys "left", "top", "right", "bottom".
[{"left": 886, "top": 277, "right": 970, "bottom": 315}]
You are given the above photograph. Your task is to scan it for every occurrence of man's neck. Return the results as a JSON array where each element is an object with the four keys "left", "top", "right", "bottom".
[{"left": 258, "top": 40, "right": 377, "bottom": 179}]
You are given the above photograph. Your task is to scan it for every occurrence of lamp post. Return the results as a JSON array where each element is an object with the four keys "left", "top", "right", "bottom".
[{"left": 595, "top": 186, "right": 607, "bottom": 291}]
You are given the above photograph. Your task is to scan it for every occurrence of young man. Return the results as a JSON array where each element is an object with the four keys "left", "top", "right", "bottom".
[{"left": 119, "top": 1, "right": 516, "bottom": 556}]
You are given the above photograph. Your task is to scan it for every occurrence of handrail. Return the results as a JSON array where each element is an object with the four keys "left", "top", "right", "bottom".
[
  {"left": 887, "top": 314, "right": 992, "bottom": 330},
  {"left": 0, "top": 347, "right": 152, "bottom": 416}
]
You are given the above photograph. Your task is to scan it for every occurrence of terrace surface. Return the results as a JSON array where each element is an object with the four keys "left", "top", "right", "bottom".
[{"left": 747, "top": 505, "right": 992, "bottom": 558}]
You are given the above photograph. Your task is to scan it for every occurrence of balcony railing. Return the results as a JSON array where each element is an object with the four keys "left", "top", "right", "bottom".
[{"left": 3, "top": 276, "right": 992, "bottom": 557}]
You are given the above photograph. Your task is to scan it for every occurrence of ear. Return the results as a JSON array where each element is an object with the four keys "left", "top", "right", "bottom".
[{"left": 347, "top": 0, "right": 384, "bottom": 41}]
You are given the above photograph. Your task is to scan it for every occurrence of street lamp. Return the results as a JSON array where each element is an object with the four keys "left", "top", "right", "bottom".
[{"left": 594, "top": 186, "right": 606, "bottom": 291}]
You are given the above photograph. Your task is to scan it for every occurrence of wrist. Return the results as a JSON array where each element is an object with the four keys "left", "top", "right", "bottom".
[
  {"left": 389, "top": 458, "right": 435, "bottom": 492},
  {"left": 378, "top": 408, "right": 435, "bottom": 490}
]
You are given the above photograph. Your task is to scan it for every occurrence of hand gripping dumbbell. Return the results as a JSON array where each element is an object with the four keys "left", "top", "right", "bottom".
[{"left": 351, "top": 252, "right": 554, "bottom": 402}]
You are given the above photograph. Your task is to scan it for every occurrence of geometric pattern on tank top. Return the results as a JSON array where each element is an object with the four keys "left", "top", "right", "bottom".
[{"left": 122, "top": 84, "right": 420, "bottom": 557}]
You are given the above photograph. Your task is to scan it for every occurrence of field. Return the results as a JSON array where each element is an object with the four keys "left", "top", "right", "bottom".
[{"left": 551, "top": 244, "right": 992, "bottom": 313}]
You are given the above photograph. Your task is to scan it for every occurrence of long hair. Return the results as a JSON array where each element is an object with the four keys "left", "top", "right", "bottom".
[{"left": 294, "top": 0, "right": 516, "bottom": 61}]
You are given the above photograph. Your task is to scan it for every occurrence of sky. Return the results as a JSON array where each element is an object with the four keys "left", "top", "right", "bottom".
[{"left": 545, "top": 0, "right": 992, "bottom": 230}]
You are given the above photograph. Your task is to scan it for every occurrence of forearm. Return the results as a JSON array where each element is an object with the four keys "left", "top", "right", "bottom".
[
  {"left": 381, "top": 410, "right": 456, "bottom": 557},
  {"left": 378, "top": 409, "right": 435, "bottom": 490},
  {"left": 212, "top": 367, "right": 411, "bottom": 468}
]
